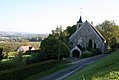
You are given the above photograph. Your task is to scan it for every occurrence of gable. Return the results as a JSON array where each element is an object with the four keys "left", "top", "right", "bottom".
[{"left": 69, "top": 20, "right": 106, "bottom": 42}]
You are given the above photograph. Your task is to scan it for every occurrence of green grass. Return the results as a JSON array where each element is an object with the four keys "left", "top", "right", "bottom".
[
  {"left": 66, "top": 50, "right": 119, "bottom": 80},
  {"left": 24, "top": 60, "right": 71, "bottom": 80}
]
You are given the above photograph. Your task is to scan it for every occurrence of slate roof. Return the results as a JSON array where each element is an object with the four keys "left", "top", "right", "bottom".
[
  {"left": 89, "top": 22, "right": 106, "bottom": 41},
  {"left": 69, "top": 20, "right": 106, "bottom": 42},
  {"left": 77, "top": 44, "right": 83, "bottom": 51}
]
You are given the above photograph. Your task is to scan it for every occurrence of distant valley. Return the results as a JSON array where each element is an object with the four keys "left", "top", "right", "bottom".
[{"left": 0, "top": 31, "right": 48, "bottom": 42}]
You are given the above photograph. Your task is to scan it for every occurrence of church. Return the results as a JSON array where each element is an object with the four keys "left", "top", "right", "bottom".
[{"left": 69, "top": 16, "right": 107, "bottom": 57}]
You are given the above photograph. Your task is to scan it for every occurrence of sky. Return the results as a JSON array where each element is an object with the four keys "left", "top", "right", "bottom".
[{"left": 0, "top": 0, "right": 119, "bottom": 34}]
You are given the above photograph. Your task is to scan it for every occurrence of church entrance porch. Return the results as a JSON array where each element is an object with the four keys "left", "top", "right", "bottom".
[{"left": 72, "top": 49, "right": 80, "bottom": 58}]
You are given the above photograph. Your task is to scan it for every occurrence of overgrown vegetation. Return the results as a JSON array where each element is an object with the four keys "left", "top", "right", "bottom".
[
  {"left": 66, "top": 50, "right": 119, "bottom": 80},
  {"left": 0, "top": 60, "right": 58, "bottom": 80},
  {"left": 25, "top": 60, "right": 70, "bottom": 80},
  {"left": 0, "top": 60, "right": 70, "bottom": 80},
  {"left": 81, "top": 48, "right": 102, "bottom": 58}
]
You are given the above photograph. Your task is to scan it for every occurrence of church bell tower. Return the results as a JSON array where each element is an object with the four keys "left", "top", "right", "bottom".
[{"left": 77, "top": 16, "right": 83, "bottom": 30}]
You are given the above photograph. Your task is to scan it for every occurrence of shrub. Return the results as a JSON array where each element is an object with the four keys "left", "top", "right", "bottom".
[
  {"left": 40, "top": 37, "right": 70, "bottom": 60},
  {"left": 9, "top": 51, "right": 25, "bottom": 67},
  {"left": 0, "top": 60, "right": 57, "bottom": 80},
  {"left": 91, "top": 48, "right": 102, "bottom": 55},
  {"left": 82, "top": 50, "right": 94, "bottom": 58},
  {"left": 25, "top": 50, "right": 46, "bottom": 63},
  {"left": 82, "top": 48, "right": 102, "bottom": 58},
  {"left": 0, "top": 60, "right": 12, "bottom": 71}
]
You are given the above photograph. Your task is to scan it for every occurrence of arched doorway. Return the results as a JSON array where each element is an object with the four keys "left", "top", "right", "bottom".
[{"left": 72, "top": 49, "right": 80, "bottom": 58}]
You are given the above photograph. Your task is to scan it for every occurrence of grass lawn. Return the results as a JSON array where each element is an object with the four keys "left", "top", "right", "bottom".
[
  {"left": 66, "top": 50, "right": 119, "bottom": 80},
  {"left": 24, "top": 60, "right": 71, "bottom": 80}
]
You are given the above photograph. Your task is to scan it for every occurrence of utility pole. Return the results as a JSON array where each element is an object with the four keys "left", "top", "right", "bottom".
[
  {"left": 57, "top": 26, "right": 62, "bottom": 62},
  {"left": 58, "top": 33, "right": 60, "bottom": 62}
]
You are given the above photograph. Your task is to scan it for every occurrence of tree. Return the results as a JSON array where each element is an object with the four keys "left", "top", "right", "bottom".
[
  {"left": 40, "top": 36, "right": 69, "bottom": 60},
  {"left": 96, "top": 20, "right": 119, "bottom": 49},
  {"left": 65, "top": 25, "right": 77, "bottom": 38},
  {"left": 51, "top": 25, "right": 77, "bottom": 45}
]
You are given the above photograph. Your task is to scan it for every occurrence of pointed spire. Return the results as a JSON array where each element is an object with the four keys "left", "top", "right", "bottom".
[
  {"left": 77, "top": 16, "right": 83, "bottom": 23},
  {"left": 76, "top": 16, "right": 83, "bottom": 30}
]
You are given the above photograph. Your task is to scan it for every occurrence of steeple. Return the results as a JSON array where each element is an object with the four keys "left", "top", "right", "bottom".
[
  {"left": 77, "top": 16, "right": 83, "bottom": 23},
  {"left": 77, "top": 16, "right": 83, "bottom": 30}
]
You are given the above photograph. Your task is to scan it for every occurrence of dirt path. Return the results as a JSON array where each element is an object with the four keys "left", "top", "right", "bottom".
[{"left": 37, "top": 54, "right": 107, "bottom": 80}]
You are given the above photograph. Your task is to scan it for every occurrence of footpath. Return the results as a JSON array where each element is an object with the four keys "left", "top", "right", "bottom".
[{"left": 37, "top": 54, "right": 107, "bottom": 80}]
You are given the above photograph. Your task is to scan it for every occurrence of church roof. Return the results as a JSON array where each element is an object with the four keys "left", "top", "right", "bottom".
[
  {"left": 77, "top": 44, "right": 83, "bottom": 51},
  {"left": 89, "top": 21, "right": 106, "bottom": 41},
  {"left": 77, "top": 16, "right": 83, "bottom": 23},
  {"left": 69, "top": 20, "right": 106, "bottom": 41}
]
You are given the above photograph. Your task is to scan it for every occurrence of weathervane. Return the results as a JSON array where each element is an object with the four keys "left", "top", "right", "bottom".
[{"left": 80, "top": 8, "right": 83, "bottom": 15}]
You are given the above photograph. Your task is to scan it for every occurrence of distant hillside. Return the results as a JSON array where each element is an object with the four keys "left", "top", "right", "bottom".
[
  {"left": 0, "top": 31, "right": 48, "bottom": 38},
  {"left": 66, "top": 50, "right": 119, "bottom": 80},
  {"left": 0, "top": 31, "right": 48, "bottom": 42}
]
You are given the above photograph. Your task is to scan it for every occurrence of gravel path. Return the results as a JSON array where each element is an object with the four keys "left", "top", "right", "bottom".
[{"left": 37, "top": 54, "right": 107, "bottom": 80}]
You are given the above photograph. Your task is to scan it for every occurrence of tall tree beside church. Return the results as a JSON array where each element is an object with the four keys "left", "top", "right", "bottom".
[
  {"left": 59, "top": 25, "right": 77, "bottom": 45},
  {"left": 65, "top": 25, "right": 77, "bottom": 38},
  {"left": 96, "top": 20, "right": 119, "bottom": 49},
  {"left": 51, "top": 26, "right": 68, "bottom": 44}
]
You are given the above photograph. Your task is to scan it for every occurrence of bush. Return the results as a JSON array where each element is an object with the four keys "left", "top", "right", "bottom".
[
  {"left": 9, "top": 52, "right": 25, "bottom": 67},
  {"left": 91, "top": 48, "right": 102, "bottom": 55},
  {"left": 82, "top": 48, "right": 102, "bottom": 58},
  {"left": 0, "top": 60, "right": 57, "bottom": 80},
  {"left": 40, "top": 37, "right": 70, "bottom": 60},
  {"left": 82, "top": 50, "right": 94, "bottom": 58},
  {"left": 25, "top": 50, "right": 47, "bottom": 63},
  {"left": 0, "top": 60, "right": 13, "bottom": 71}
]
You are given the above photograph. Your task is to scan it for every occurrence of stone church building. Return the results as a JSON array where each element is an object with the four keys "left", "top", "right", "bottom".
[{"left": 69, "top": 16, "right": 107, "bottom": 57}]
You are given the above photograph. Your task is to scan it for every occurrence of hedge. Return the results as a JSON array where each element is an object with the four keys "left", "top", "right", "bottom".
[{"left": 0, "top": 60, "right": 57, "bottom": 80}]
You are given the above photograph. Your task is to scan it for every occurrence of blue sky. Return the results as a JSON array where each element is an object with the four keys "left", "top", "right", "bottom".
[{"left": 0, "top": 0, "right": 119, "bottom": 34}]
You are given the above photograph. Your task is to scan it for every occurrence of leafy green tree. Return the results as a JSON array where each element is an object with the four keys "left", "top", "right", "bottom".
[
  {"left": 40, "top": 36, "right": 69, "bottom": 60},
  {"left": 96, "top": 20, "right": 119, "bottom": 49},
  {"left": 61, "top": 25, "right": 77, "bottom": 45},
  {"left": 51, "top": 26, "right": 68, "bottom": 45},
  {"left": 65, "top": 25, "right": 77, "bottom": 38},
  {"left": 51, "top": 25, "right": 77, "bottom": 46}
]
